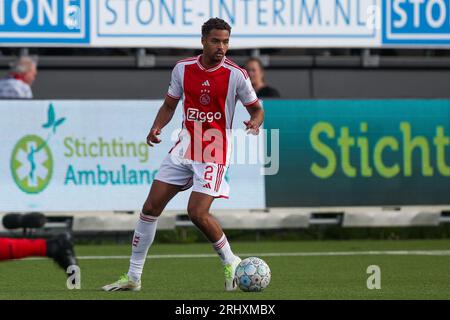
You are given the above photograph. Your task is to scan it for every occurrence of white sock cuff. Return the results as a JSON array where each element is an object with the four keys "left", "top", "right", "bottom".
[
  {"left": 139, "top": 212, "right": 158, "bottom": 224},
  {"left": 212, "top": 234, "right": 227, "bottom": 250}
]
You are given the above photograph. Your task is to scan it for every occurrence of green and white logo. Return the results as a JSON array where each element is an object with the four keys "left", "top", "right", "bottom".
[
  {"left": 11, "top": 135, "right": 53, "bottom": 194},
  {"left": 10, "top": 104, "right": 65, "bottom": 194}
]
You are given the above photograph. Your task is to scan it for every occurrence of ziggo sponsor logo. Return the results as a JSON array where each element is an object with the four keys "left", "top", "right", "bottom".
[{"left": 187, "top": 108, "right": 222, "bottom": 123}]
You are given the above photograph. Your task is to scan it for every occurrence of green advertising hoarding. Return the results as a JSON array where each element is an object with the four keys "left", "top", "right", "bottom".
[{"left": 264, "top": 100, "right": 450, "bottom": 207}]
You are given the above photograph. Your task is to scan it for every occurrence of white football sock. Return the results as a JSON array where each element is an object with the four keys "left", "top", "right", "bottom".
[
  {"left": 128, "top": 212, "right": 158, "bottom": 282},
  {"left": 212, "top": 233, "right": 236, "bottom": 265}
]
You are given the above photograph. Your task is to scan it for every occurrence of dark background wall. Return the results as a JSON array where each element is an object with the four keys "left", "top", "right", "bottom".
[{"left": 1, "top": 68, "right": 450, "bottom": 99}]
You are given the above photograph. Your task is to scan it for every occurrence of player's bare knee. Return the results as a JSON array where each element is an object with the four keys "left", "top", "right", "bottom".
[
  {"left": 141, "top": 203, "right": 162, "bottom": 217},
  {"left": 190, "top": 215, "right": 209, "bottom": 228},
  {"left": 187, "top": 208, "right": 209, "bottom": 226},
  {"left": 186, "top": 206, "right": 198, "bottom": 219}
]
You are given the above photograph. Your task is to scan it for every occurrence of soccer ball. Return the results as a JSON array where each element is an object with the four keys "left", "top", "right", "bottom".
[{"left": 235, "top": 257, "right": 271, "bottom": 292}]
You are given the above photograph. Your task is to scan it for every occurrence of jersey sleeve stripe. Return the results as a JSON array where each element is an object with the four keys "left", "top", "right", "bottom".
[
  {"left": 244, "top": 98, "right": 259, "bottom": 107},
  {"left": 224, "top": 60, "right": 249, "bottom": 79},
  {"left": 176, "top": 56, "right": 197, "bottom": 64},
  {"left": 167, "top": 92, "right": 181, "bottom": 100}
]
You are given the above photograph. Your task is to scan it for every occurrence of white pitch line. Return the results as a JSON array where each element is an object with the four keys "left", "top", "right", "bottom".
[
  {"left": 22, "top": 250, "right": 450, "bottom": 261},
  {"left": 74, "top": 250, "right": 450, "bottom": 260}
]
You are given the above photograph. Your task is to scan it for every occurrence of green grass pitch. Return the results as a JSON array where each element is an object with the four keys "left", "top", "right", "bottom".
[{"left": 1, "top": 239, "right": 450, "bottom": 300}]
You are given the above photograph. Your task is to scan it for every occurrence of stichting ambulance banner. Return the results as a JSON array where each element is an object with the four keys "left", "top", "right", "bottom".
[
  {"left": 0, "top": 100, "right": 266, "bottom": 211},
  {"left": 263, "top": 99, "right": 450, "bottom": 207}
]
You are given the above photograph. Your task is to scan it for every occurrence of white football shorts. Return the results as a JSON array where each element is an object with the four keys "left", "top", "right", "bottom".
[{"left": 154, "top": 154, "right": 230, "bottom": 198}]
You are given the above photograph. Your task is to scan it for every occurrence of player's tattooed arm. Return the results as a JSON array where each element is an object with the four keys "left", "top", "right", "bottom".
[
  {"left": 244, "top": 102, "right": 264, "bottom": 135},
  {"left": 147, "top": 95, "right": 179, "bottom": 146}
]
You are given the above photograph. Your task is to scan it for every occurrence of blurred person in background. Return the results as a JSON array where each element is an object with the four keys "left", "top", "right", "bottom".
[
  {"left": 244, "top": 57, "right": 281, "bottom": 98},
  {"left": 0, "top": 56, "right": 37, "bottom": 99}
]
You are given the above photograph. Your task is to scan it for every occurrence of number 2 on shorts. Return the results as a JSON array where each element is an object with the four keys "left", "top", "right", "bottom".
[{"left": 204, "top": 165, "right": 214, "bottom": 181}]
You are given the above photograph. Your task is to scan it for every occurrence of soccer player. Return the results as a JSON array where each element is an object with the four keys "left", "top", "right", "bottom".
[
  {"left": 102, "top": 18, "right": 264, "bottom": 292},
  {"left": 0, "top": 233, "right": 77, "bottom": 272}
]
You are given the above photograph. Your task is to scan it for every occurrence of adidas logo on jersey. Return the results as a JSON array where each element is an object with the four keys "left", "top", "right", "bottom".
[
  {"left": 203, "top": 183, "right": 211, "bottom": 189},
  {"left": 202, "top": 80, "right": 210, "bottom": 87}
]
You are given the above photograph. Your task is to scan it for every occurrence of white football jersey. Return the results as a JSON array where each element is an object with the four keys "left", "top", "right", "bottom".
[{"left": 167, "top": 55, "right": 259, "bottom": 165}]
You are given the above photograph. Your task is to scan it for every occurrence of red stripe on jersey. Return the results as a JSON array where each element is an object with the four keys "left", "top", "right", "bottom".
[
  {"left": 224, "top": 58, "right": 241, "bottom": 69},
  {"left": 176, "top": 57, "right": 197, "bottom": 65},
  {"left": 225, "top": 59, "right": 249, "bottom": 79}
]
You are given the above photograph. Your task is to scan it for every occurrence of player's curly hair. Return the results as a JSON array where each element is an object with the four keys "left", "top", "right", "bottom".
[{"left": 201, "top": 18, "right": 231, "bottom": 38}]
